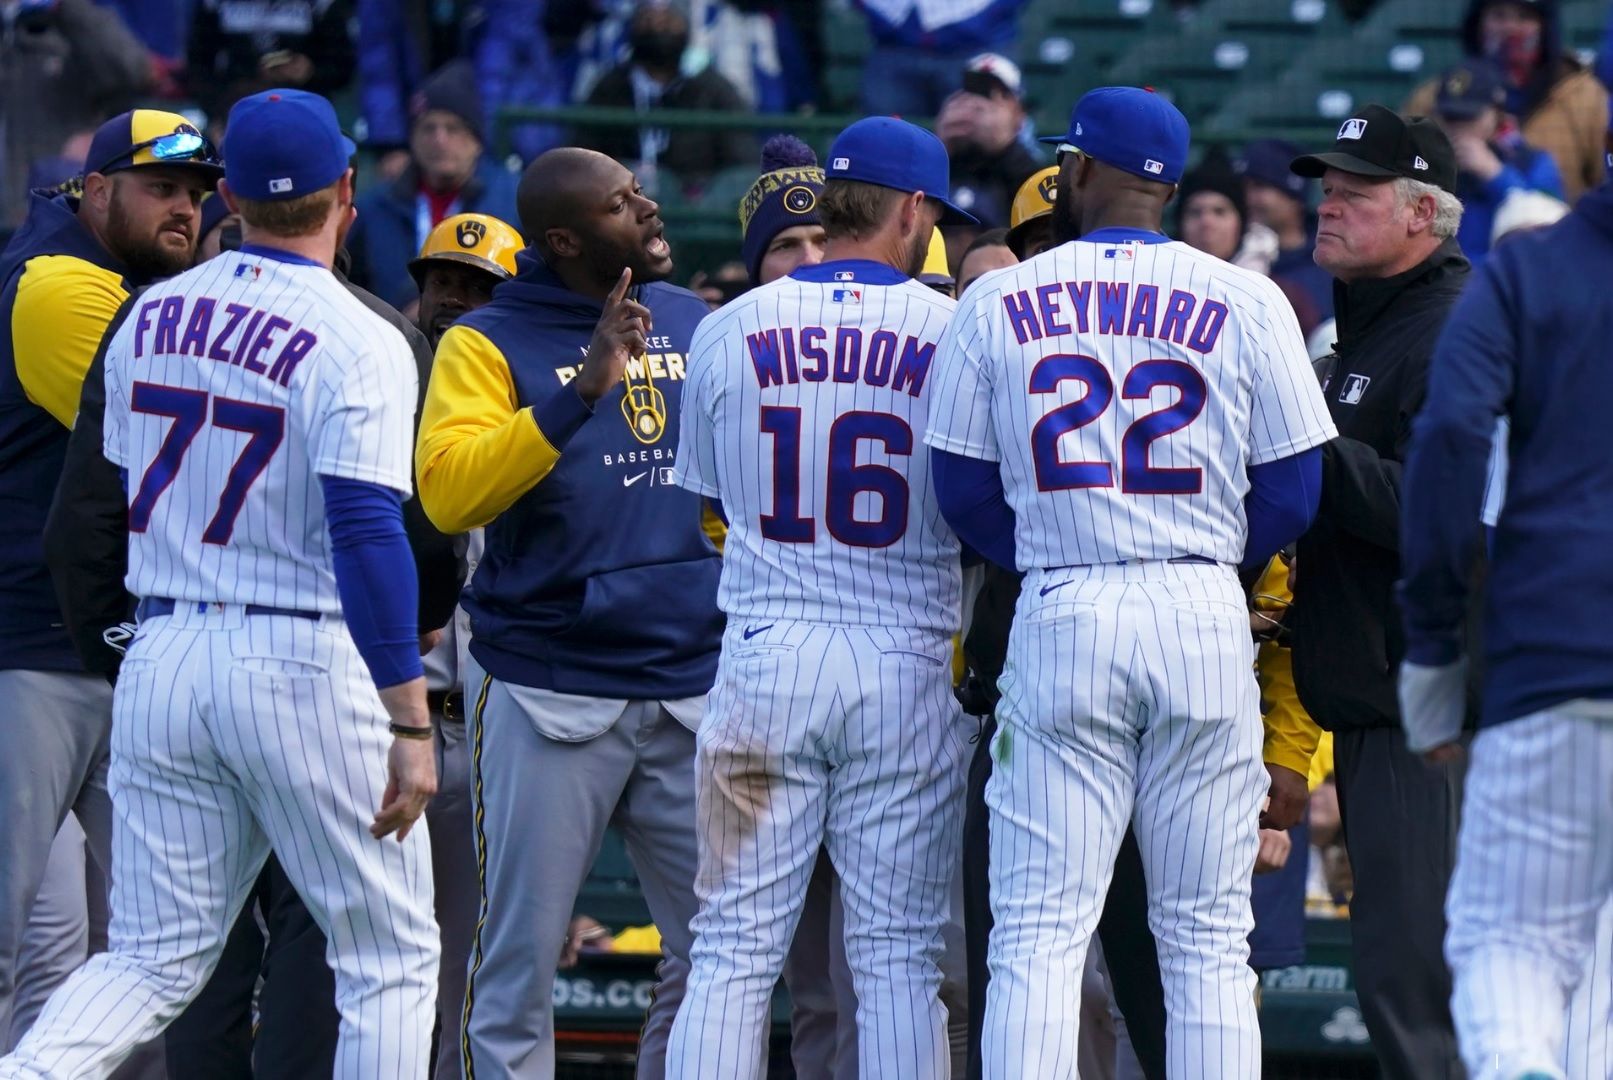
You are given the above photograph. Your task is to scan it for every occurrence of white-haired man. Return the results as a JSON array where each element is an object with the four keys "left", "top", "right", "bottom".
[{"left": 1283, "top": 105, "right": 1473, "bottom": 1080}]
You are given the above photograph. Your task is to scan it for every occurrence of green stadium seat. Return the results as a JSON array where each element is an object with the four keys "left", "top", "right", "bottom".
[
  {"left": 1562, "top": 0, "right": 1607, "bottom": 51},
  {"left": 1108, "top": 29, "right": 1298, "bottom": 123},
  {"left": 1198, "top": 0, "right": 1344, "bottom": 38}
]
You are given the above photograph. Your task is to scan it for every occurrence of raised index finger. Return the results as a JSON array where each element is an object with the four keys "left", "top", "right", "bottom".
[{"left": 606, "top": 266, "right": 633, "bottom": 308}]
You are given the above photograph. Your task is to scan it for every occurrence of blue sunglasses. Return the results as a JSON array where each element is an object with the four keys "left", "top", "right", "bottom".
[{"left": 93, "top": 131, "right": 220, "bottom": 177}]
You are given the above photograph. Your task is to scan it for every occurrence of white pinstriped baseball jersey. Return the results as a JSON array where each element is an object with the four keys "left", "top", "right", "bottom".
[
  {"left": 673, "top": 261, "right": 962, "bottom": 633},
  {"left": 102, "top": 248, "right": 417, "bottom": 610},
  {"left": 925, "top": 232, "right": 1336, "bottom": 568}
]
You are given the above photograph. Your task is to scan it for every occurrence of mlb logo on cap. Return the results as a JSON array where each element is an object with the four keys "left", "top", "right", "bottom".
[
  {"left": 1038, "top": 86, "right": 1190, "bottom": 186},
  {"left": 1338, "top": 118, "right": 1368, "bottom": 140},
  {"left": 269, "top": 178, "right": 294, "bottom": 193},
  {"left": 832, "top": 157, "right": 850, "bottom": 170}
]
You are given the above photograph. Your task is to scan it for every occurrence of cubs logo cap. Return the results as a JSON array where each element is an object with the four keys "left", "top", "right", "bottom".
[
  {"left": 1291, "top": 103, "right": 1458, "bottom": 194},
  {"left": 85, "top": 109, "right": 222, "bottom": 180},
  {"left": 1039, "top": 87, "right": 1190, "bottom": 185},
  {"left": 223, "top": 89, "right": 356, "bottom": 202},
  {"left": 825, "top": 117, "right": 979, "bottom": 226},
  {"left": 409, "top": 212, "right": 523, "bottom": 288}
]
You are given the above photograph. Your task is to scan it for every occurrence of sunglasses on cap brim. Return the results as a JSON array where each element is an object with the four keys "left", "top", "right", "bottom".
[
  {"left": 1054, "top": 144, "right": 1087, "bottom": 167},
  {"left": 92, "top": 131, "right": 221, "bottom": 178}
]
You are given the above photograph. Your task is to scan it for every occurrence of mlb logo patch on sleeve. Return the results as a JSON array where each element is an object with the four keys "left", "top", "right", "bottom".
[{"left": 1338, "top": 373, "right": 1371, "bottom": 404}]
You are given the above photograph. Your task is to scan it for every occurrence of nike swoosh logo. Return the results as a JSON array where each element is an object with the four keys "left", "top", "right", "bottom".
[
  {"left": 1039, "top": 581, "right": 1074, "bottom": 597},
  {"left": 742, "top": 624, "right": 774, "bottom": 640},
  {"left": 624, "top": 471, "right": 649, "bottom": 486}
]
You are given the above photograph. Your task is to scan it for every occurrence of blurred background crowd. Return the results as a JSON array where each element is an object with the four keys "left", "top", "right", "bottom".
[{"left": 3, "top": 0, "right": 1609, "bottom": 287}]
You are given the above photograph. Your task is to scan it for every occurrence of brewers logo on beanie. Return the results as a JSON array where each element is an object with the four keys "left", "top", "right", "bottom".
[{"left": 740, "top": 135, "right": 825, "bottom": 283}]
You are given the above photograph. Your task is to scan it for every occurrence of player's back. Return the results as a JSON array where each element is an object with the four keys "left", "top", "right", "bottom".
[
  {"left": 103, "top": 247, "right": 416, "bottom": 611},
  {"left": 680, "top": 261, "right": 961, "bottom": 632},
  {"left": 934, "top": 232, "right": 1329, "bottom": 569}
]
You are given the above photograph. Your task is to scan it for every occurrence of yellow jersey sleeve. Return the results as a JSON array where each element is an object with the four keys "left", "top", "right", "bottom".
[
  {"left": 1259, "top": 640, "right": 1323, "bottom": 780},
  {"left": 416, "top": 324, "right": 567, "bottom": 533},
  {"left": 700, "top": 500, "right": 727, "bottom": 554},
  {"left": 11, "top": 256, "right": 128, "bottom": 428},
  {"left": 1252, "top": 554, "right": 1324, "bottom": 782}
]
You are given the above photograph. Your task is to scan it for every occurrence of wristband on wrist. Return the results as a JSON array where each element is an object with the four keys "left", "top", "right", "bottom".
[{"left": 389, "top": 722, "right": 434, "bottom": 740}]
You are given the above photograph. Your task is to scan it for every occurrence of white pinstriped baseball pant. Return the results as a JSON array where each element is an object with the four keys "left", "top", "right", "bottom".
[
  {"left": 1446, "top": 703, "right": 1613, "bottom": 1080},
  {"left": 981, "top": 560, "right": 1266, "bottom": 1080},
  {"left": 0, "top": 607, "right": 438, "bottom": 1080},
  {"left": 667, "top": 621, "right": 968, "bottom": 1079}
]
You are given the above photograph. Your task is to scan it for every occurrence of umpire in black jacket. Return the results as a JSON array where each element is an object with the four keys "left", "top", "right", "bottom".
[{"left": 1285, "top": 106, "right": 1473, "bottom": 1080}]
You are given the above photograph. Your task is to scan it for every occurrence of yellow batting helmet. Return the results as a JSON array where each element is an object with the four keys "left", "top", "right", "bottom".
[
  {"left": 1006, "top": 166, "right": 1058, "bottom": 255},
  {"left": 408, "top": 213, "right": 522, "bottom": 288}
]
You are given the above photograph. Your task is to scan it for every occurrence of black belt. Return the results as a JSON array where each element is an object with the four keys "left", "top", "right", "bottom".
[
  {"left": 137, "top": 597, "right": 323, "bottom": 621},
  {"left": 428, "top": 689, "right": 465, "bottom": 723}
]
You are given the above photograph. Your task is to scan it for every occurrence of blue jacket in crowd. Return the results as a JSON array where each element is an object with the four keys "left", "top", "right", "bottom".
[
  {"left": 1400, "top": 180, "right": 1613, "bottom": 728},
  {"left": 1455, "top": 138, "right": 1564, "bottom": 266}
]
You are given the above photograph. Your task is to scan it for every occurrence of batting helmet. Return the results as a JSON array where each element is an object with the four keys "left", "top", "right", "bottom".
[
  {"left": 408, "top": 212, "right": 522, "bottom": 289},
  {"left": 1005, "top": 167, "right": 1057, "bottom": 258}
]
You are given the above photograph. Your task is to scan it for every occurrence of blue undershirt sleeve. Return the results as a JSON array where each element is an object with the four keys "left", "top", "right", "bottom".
[
  {"left": 1242, "top": 447, "right": 1322, "bottom": 572},
  {"left": 319, "top": 474, "right": 423, "bottom": 690},
  {"left": 930, "top": 448, "right": 1017, "bottom": 571}
]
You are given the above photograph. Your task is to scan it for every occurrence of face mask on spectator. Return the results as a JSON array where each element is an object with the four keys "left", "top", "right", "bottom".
[{"left": 1483, "top": 25, "right": 1541, "bottom": 84}]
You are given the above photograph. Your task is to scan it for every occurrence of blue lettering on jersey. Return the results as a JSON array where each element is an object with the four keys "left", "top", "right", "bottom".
[
  {"left": 992, "top": 282, "right": 1226, "bottom": 352},
  {"left": 832, "top": 327, "right": 863, "bottom": 383},
  {"left": 1159, "top": 289, "right": 1195, "bottom": 343},
  {"left": 747, "top": 329, "right": 784, "bottom": 388},
  {"left": 1004, "top": 290, "right": 1039, "bottom": 344},
  {"left": 1095, "top": 283, "right": 1129, "bottom": 334},
  {"left": 743, "top": 324, "right": 934, "bottom": 397},
  {"left": 1035, "top": 283, "right": 1070, "bottom": 336},
  {"left": 135, "top": 295, "right": 317, "bottom": 388}
]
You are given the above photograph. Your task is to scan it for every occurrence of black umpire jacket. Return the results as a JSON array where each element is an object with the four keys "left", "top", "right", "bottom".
[
  {"left": 1289, "top": 238, "right": 1483, "bottom": 732},
  {"left": 44, "top": 262, "right": 464, "bottom": 681}
]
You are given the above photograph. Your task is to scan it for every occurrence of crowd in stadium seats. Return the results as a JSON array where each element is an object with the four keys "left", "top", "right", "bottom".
[{"left": 0, "top": 0, "right": 1611, "bottom": 1077}]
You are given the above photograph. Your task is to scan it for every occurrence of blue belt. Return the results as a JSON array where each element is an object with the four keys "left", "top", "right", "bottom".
[
  {"left": 137, "top": 598, "right": 323, "bottom": 622},
  {"left": 1048, "top": 554, "right": 1218, "bottom": 570}
]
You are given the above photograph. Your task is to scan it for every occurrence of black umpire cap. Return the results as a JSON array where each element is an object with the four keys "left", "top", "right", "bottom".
[{"left": 1291, "top": 104, "right": 1458, "bottom": 195}]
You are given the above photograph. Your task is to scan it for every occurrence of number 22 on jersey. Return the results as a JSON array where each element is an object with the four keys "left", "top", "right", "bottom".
[
  {"left": 127, "top": 382, "right": 285, "bottom": 544},
  {"left": 1030, "top": 353, "right": 1207, "bottom": 495}
]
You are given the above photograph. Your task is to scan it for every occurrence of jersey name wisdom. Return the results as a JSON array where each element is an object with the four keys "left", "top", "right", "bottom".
[
  {"left": 130, "top": 294, "right": 317, "bottom": 388},
  {"left": 1000, "top": 281, "right": 1229, "bottom": 353},
  {"left": 744, "top": 326, "right": 936, "bottom": 396}
]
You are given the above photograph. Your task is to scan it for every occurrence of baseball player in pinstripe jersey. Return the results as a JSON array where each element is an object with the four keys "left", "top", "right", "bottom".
[
  {"left": 666, "top": 116, "right": 975, "bottom": 1079},
  {"left": 0, "top": 89, "right": 441, "bottom": 1079},
  {"left": 925, "top": 88, "right": 1336, "bottom": 1078}
]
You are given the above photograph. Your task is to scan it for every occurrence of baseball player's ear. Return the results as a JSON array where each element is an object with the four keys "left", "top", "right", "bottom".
[
  {"left": 545, "top": 227, "right": 581, "bottom": 259},
  {"left": 217, "top": 179, "right": 241, "bottom": 216}
]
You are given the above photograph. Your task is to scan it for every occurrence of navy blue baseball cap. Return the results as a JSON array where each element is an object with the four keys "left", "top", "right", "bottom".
[
  {"left": 824, "top": 117, "right": 979, "bottom": 225},
  {"left": 223, "top": 89, "right": 356, "bottom": 202},
  {"left": 1436, "top": 59, "right": 1507, "bottom": 120},
  {"left": 1040, "top": 87, "right": 1190, "bottom": 185}
]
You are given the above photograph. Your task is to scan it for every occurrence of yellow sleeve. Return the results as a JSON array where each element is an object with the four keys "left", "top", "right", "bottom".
[
  {"left": 1259, "top": 641, "right": 1322, "bottom": 780},
  {"left": 1253, "top": 554, "right": 1323, "bottom": 782},
  {"left": 415, "top": 324, "right": 568, "bottom": 534},
  {"left": 11, "top": 256, "right": 128, "bottom": 428},
  {"left": 609, "top": 925, "right": 663, "bottom": 955},
  {"left": 701, "top": 500, "right": 726, "bottom": 554}
]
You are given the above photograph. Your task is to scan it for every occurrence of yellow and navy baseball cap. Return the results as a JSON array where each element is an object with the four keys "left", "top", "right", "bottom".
[
  {"left": 1005, "top": 166, "right": 1057, "bottom": 257},
  {"left": 85, "top": 109, "right": 222, "bottom": 180},
  {"left": 408, "top": 212, "right": 523, "bottom": 288},
  {"left": 918, "top": 226, "right": 953, "bottom": 289}
]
